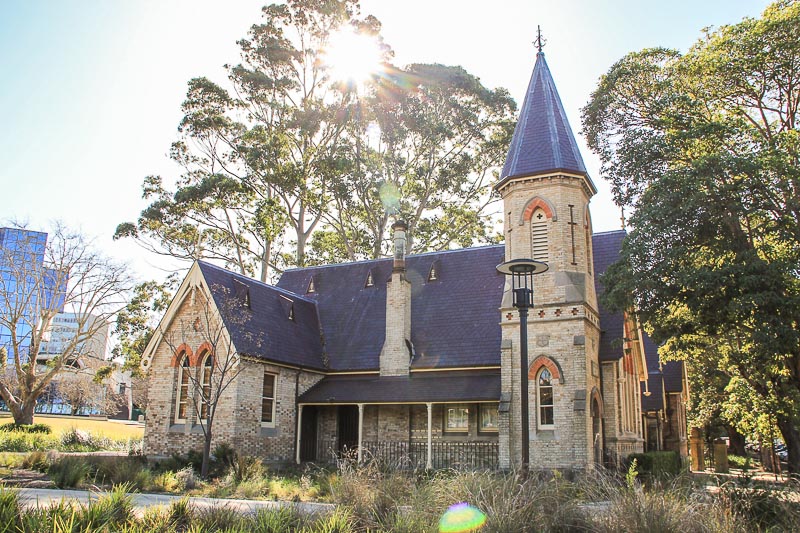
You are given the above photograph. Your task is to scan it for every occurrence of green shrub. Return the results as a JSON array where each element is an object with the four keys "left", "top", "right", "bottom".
[
  {"left": 0, "top": 430, "right": 58, "bottom": 452},
  {"left": 0, "top": 486, "right": 21, "bottom": 533},
  {"left": 251, "top": 506, "right": 308, "bottom": 532},
  {"left": 627, "top": 451, "right": 683, "bottom": 478},
  {"left": 48, "top": 456, "right": 91, "bottom": 488},
  {"left": 727, "top": 454, "right": 753, "bottom": 470},
  {"left": 20, "top": 450, "right": 49, "bottom": 472},
  {"left": 75, "top": 484, "right": 135, "bottom": 530},
  {"left": 0, "top": 423, "right": 52, "bottom": 434},
  {"left": 195, "top": 505, "right": 243, "bottom": 531}
]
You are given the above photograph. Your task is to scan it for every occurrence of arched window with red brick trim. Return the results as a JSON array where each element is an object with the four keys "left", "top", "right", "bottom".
[
  {"left": 175, "top": 353, "right": 191, "bottom": 424},
  {"left": 530, "top": 207, "right": 549, "bottom": 262},
  {"left": 199, "top": 351, "right": 213, "bottom": 420},
  {"left": 537, "top": 368, "right": 555, "bottom": 429}
]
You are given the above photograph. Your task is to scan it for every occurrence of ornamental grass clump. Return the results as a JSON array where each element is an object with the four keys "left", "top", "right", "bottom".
[{"left": 48, "top": 456, "right": 91, "bottom": 489}]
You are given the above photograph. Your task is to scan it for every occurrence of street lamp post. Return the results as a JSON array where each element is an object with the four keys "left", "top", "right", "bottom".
[{"left": 496, "top": 258, "right": 548, "bottom": 471}]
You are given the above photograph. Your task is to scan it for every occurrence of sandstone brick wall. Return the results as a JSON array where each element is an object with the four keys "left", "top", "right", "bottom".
[{"left": 143, "top": 286, "right": 325, "bottom": 462}]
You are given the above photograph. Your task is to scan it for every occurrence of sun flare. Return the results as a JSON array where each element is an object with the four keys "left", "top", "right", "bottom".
[{"left": 323, "top": 29, "right": 383, "bottom": 83}]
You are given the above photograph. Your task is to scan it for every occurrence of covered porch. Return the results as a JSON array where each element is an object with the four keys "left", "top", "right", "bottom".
[{"left": 296, "top": 372, "right": 501, "bottom": 470}]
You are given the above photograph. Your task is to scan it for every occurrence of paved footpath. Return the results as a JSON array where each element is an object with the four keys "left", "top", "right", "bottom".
[{"left": 13, "top": 488, "right": 334, "bottom": 516}]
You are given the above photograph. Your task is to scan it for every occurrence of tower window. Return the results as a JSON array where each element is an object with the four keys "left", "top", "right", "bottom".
[
  {"left": 365, "top": 270, "right": 374, "bottom": 287},
  {"left": 530, "top": 207, "right": 549, "bottom": 262},
  {"left": 537, "top": 368, "right": 555, "bottom": 429},
  {"left": 306, "top": 277, "right": 315, "bottom": 294}
]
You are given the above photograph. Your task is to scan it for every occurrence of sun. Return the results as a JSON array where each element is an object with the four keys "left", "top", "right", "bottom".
[{"left": 323, "top": 28, "right": 384, "bottom": 83}]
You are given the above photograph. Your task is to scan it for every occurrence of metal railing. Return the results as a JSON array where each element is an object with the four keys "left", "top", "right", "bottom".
[{"left": 312, "top": 439, "right": 499, "bottom": 470}]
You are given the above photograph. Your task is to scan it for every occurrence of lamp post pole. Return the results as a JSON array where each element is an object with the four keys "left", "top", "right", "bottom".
[
  {"left": 518, "top": 303, "right": 530, "bottom": 471},
  {"left": 497, "top": 259, "right": 548, "bottom": 472}
]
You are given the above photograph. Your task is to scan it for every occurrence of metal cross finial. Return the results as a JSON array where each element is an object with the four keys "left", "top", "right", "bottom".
[{"left": 534, "top": 25, "right": 545, "bottom": 53}]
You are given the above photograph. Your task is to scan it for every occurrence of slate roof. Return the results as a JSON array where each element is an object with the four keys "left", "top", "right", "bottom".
[
  {"left": 593, "top": 231, "right": 626, "bottom": 362},
  {"left": 277, "top": 246, "right": 506, "bottom": 371},
  {"left": 498, "top": 52, "right": 590, "bottom": 187},
  {"left": 662, "top": 361, "right": 685, "bottom": 393},
  {"left": 197, "top": 261, "right": 326, "bottom": 370},
  {"left": 641, "top": 374, "right": 665, "bottom": 412},
  {"left": 299, "top": 371, "right": 501, "bottom": 404}
]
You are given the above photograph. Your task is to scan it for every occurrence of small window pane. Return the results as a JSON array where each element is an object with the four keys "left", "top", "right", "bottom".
[
  {"left": 480, "top": 404, "right": 498, "bottom": 431},
  {"left": 446, "top": 406, "right": 469, "bottom": 431},
  {"left": 261, "top": 373, "right": 276, "bottom": 425},
  {"left": 261, "top": 399, "right": 273, "bottom": 423}
]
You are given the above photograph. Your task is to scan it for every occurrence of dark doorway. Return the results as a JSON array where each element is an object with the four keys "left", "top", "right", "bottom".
[
  {"left": 338, "top": 405, "right": 359, "bottom": 453},
  {"left": 299, "top": 406, "right": 318, "bottom": 462}
]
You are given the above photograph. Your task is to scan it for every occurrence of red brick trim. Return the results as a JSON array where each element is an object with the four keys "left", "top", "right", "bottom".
[
  {"left": 191, "top": 342, "right": 214, "bottom": 366},
  {"left": 521, "top": 197, "right": 556, "bottom": 223},
  {"left": 528, "top": 356, "right": 562, "bottom": 382},
  {"left": 169, "top": 344, "right": 193, "bottom": 368}
]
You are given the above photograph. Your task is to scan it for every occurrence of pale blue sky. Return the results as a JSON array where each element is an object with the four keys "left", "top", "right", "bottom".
[{"left": 0, "top": 0, "right": 772, "bottom": 280}]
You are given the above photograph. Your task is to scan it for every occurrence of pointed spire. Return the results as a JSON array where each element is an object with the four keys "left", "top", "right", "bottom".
[{"left": 498, "top": 42, "right": 592, "bottom": 188}]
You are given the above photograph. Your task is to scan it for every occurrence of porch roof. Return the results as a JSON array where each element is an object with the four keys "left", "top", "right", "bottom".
[{"left": 298, "top": 371, "right": 501, "bottom": 404}]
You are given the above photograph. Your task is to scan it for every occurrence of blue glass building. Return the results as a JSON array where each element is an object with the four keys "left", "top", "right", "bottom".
[{"left": 0, "top": 228, "right": 62, "bottom": 364}]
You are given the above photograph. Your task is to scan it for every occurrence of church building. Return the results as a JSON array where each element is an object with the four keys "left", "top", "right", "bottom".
[{"left": 141, "top": 48, "right": 688, "bottom": 471}]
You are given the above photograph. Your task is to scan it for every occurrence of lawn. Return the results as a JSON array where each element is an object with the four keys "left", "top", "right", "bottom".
[{"left": 0, "top": 414, "right": 144, "bottom": 440}]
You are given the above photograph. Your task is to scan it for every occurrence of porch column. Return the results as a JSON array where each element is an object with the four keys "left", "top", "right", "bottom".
[
  {"left": 357, "top": 403, "right": 364, "bottom": 463},
  {"left": 295, "top": 405, "right": 303, "bottom": 464},
  {"left": 426, "top": 402, "right": 433, "bottom": 470}
]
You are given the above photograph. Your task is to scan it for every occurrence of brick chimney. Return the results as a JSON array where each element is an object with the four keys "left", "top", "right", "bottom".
[{"left": 380, "top": 220, "right": 411, "bottom": 376}]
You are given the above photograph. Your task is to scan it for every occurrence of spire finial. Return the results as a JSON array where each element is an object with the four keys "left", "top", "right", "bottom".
[{"left": 534, "top": 25, "right": 545, "bottom": 54}]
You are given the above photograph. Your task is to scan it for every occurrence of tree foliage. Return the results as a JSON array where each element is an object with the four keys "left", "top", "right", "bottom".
[
  {"left": 582, "top": 0, "right": 800, "bottom": 471},
  {"left": 116, "top": 0, "right": 513, "bottom": 277}
]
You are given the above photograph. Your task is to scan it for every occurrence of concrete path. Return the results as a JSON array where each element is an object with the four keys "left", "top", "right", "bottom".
[{"left": 13, "top": 488, "right": 334, "bottom": 516}]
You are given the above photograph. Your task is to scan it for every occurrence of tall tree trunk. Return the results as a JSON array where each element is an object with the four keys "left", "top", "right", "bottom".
[
  {"left": 18, "top": 401, "right": 35, "bottom": 425},
  {"left": 725, "top": 424, "right": 747, "bottom": 456},
  {"left": 776, "top": 417, "right": 800, "bottom": 474},
  {"left": 201, "top": 420, "right": 213, "bottom": 478}
]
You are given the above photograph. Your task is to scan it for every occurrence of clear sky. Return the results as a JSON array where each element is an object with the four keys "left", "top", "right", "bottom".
[{"left": 0, "top": 0, "right": 772, "bottom": 281}]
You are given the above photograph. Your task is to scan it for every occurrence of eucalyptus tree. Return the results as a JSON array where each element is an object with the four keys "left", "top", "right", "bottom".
[
  {"left": 117, "top": 0, "right": 373, "bottom": 280},
  {"left": 582, "top": 0, "right": 800, "bottom": 471},
  {"left": 310, "top": 63, "right": 516, "bottom": 263}
]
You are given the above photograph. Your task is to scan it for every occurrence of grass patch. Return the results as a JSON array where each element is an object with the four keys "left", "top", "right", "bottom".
[{"left": 0, "top": 414, "right": 143, "bottom": 440}]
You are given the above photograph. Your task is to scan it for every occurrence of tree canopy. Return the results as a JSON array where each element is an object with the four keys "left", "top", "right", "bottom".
[
  {"left": 582, "top": 0, "right": 800, "bottom": 471},
  {"left": 116, "top": 0, "right": 514, "bottom": 280}
]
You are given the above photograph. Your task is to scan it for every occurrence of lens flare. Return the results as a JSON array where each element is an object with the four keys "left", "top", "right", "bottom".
[
  {"left": 438, "top": 503, "right": 487, "bottom": 532},
  {"left": 379, "top": 182, "right": 400, "bottom": 215},
  {"left": 323, "top": 28, "right": 383, "bottom": 83}
]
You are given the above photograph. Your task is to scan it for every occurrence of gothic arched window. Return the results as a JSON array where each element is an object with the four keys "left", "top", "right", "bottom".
[
  {"left": 537, "top": 368, "right": 555, "bottom": 429},
  {"left": 175, "top": 353, "right": 191, "bottom": 423},
  {"left": 530, "top": 207, "right": 549, "bottom": 262},
  {"left": 199, "top": 352, "right": 213, "bottom": 420}
]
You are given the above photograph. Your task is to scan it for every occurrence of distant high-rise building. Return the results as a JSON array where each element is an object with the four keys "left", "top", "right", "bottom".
[{"left": 0, "top": 228, "right": 53, "bottom": 363}]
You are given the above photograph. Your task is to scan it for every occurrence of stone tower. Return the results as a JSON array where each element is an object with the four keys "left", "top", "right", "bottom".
[{"left": 496, "top": 50, "right": 604, "bottom": 470}]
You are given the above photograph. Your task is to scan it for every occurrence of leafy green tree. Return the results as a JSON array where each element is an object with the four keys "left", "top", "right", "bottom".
[
  {"left": 116, "top": 0, "right": 368, "bottom": 280},
  {"left": 582, "top": 0, "right": 800, "bottom": 472},
  {"left": 310, "top": 63, "right": 515, "bottom": 263},
  {"left": 113, "top": 279, "right": 174, "bottom": 374},
  {"left": 118, "top": 1, "right": 513, "bottom": 273}
]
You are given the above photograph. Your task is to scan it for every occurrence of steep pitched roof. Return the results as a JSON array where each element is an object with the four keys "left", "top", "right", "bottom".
[
  {"left": 641, "top": 375, "right": 665, "bottom": 412},
  {"left": 197, "top": 261, "right": 326, "bottom": 370},
  {"left": 299, "top": 371, "right": 501, "bottom": 404},
  {"left": 593, "top": 230, "right": 626, "bottom": 362},
  {"left": 499, "top": 52, "right": 588, "bottom": 185},
  {"left": 662, "top": 361, "right": 685, "bottom": 393},
  {"left": 277, "top": 246, "right": 506, "bottom": 371}
]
